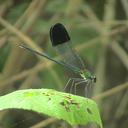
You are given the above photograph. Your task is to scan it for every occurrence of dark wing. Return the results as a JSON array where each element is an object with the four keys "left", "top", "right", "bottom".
[{"left": 50, "top": 23, "right": 85, "bottom": 70}]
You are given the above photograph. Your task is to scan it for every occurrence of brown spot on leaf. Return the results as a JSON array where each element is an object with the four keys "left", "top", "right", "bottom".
[{"left": 87, "top": 108, "right": 93, "bottom": 114}]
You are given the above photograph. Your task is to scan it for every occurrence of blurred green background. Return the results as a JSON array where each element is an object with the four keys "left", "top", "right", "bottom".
[{"left": 0, "top": 0, "right": 128, "bottom": 128}]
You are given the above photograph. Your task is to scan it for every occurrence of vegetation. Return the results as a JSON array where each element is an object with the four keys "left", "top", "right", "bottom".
[
  {"left": 0, "top": 89, "right": 102, "bottom": 127},
  {"left": 0, "top": 0, "right": 127, "bottom": 128}
]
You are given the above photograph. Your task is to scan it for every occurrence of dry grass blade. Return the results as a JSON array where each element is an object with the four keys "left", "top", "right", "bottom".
[{"left": 93, "top": 82, "right": 128, "bottom": 100}]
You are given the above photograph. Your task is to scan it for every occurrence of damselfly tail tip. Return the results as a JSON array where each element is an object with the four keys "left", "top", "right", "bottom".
[{"left": 50, "top": 23, "right": 70, "bottom": 46}]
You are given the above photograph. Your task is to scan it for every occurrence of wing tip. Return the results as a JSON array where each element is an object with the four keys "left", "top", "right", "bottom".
[{"left": 50, "top": 23, "right": 70, "bottom": 46}]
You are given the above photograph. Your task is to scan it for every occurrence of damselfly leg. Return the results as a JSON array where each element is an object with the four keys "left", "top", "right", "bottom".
[{"left": 64, "top": 78, "right": 91, "bottom": 97}]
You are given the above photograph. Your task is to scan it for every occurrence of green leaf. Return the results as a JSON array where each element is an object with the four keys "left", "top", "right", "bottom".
[{"left": 0, "top": 89, "right": 102, "bottom": 127}]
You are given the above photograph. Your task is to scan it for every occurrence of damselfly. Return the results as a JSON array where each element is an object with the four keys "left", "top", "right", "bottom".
[{"left": 20, "top": 23, "right": 96, "bottom": 96}]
